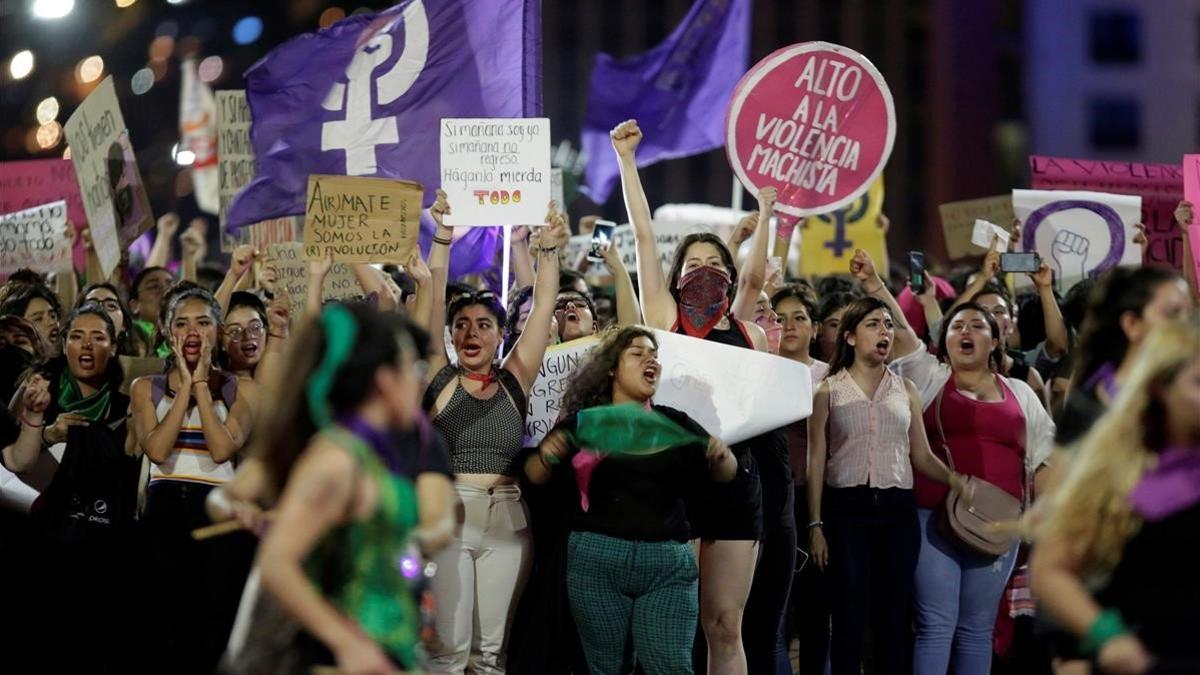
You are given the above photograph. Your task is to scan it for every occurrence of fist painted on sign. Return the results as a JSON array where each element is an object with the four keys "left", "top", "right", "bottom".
[
  {"left": 1051, "top": 230, "right": 1089, "bottom": 289},
  {"left": 472, "top": 189, "right": 522, "bottom": 206}
]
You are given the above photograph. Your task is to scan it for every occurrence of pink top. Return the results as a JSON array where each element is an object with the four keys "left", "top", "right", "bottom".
[
  {"left": 914, "top": 377, "right": 1026, "bottom": 509},
  {"left": 824, "top": 368, "right": 914, "bottom": 489},
  {"left": 789, "top": 359, "right": 830, "bottom": 486}
]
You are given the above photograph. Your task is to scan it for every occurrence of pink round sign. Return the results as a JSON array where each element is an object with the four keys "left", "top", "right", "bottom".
[{"left": 726, "top": 42, "right": 896, "bottom": 217}]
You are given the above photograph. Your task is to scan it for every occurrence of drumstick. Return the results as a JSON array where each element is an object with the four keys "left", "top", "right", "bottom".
[{"left": 190, "top": 511, "right": 275, "bottom": 540}]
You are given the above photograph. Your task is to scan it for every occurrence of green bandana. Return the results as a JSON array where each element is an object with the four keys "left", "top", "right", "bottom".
[
  {"left": 57, "top": 368, "right": 112, "bottom": 422},
  {"left": 571, "top": 403, "right": 708, "bottom": 457}
]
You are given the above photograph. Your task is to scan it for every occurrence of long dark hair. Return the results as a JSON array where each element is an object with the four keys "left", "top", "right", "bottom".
[
  {"left": 254, "top": 304, "right": 427, "bottom": 502},
  {"left": 161, "top": 284, "right": 225, "bottom": 372},
  {"left": 1071, "top": 267, "right": 1183, "bottom": 388},
  {"left": 34, "top": 302, "right": 125, "bottom": 409},
  {"left": 666, "top": 233, "right": 738, "bottom": 304},
  {"left": 78, "top": 282, "right": 148, "bottom": 357},
  {"left": 0, "top": 283, "right": 61, "bottom": 321},
  {"left": 559, "top": 326, "right": 657, "bottom": 421},
  {"left": 937, "top": 302, "right": 1006, "bottom": 374},
  {"left": 827, "top": 296, "right": 891, "bottom": 376}
]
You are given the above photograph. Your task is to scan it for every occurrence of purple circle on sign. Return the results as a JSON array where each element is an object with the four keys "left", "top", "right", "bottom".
[{"left": 1021, "top": 200, "right": 1126, "bottom": 275}]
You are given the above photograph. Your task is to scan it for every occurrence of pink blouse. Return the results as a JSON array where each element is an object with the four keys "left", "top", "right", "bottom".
[{"left": 823, "top": 368, "right": 914, "bottom": 489}]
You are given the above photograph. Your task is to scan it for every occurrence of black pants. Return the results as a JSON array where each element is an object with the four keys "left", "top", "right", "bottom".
[
  {"left": 144, "top": 481, "right": 256, "bottom": 675},
  {"left": 792, "top": 486, "right": 832, "bottom": 675},
  {"left": 744, "top": 481, "right": 797, "bottom": 674},
  {"left": 824, "top": 486, "right": 919, "bottom": 675}
]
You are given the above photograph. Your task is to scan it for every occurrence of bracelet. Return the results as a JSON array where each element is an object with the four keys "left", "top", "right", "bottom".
[
  {"left": 864, "top": 281, "right": 883, "bottom": 294},
  {"left": 1080, "top": 609, "right": 1127, "bottom": 656},
  {"left": 19, "top": 414, "right": 44, "bottom": 428},
  {"left": 806, "top": 520, "right": 824, "bottom": 530},
  {"left": 433, "top": 236, "right": 453, "bottom": 246},
  {"left": 269, "top": 333, "right": 288, "bottom": 339},
  {"left": 535, "top": 246, "right": 559, "bottom": 255}
]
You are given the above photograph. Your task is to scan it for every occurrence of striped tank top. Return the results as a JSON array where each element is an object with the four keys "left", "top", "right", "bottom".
[{"left": 148, "top": 385, "right": 235, "bottom": 486}]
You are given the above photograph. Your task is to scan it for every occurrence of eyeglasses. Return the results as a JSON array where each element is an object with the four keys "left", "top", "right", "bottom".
[{"left": 225, "top": 321, "right": 265, "bottom": 341}]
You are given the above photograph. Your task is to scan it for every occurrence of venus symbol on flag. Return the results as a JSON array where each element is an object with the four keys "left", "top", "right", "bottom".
[{"left": 320, "top": 0, "right": 430, "bottom": 176}]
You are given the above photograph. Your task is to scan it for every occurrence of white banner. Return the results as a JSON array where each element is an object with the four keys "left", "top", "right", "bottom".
[
  {"left": 523, "top": 336, "right": 600, "bottom": 446},
  {"left": 0, "top": 200, "right": 70, "bottom": 274},
  {"left": 440, "top": 117, "right": 551, "bottom": 226},
  {"left": 652, "top": 329, "right": 812, "bottom": 444},
  {"left": 1012, "top": 189, "right": 1142, "bottom": 292}
]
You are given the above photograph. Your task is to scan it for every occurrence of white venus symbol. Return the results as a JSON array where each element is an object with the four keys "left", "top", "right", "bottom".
[{"left": 321, "top": 0, "right": 430, "bottom": 175}]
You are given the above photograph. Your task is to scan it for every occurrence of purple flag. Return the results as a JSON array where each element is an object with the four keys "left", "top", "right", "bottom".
[
  {"left": 580, "top": 0, "right": 749, "bottom": 204},
  {"left": 227, "top": 0, "right": 540, "bottom": 273}
]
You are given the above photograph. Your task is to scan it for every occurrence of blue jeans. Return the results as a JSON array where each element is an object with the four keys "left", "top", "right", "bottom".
[{"left": 913, "top": 508, "right": 1018, "bottom": 675}]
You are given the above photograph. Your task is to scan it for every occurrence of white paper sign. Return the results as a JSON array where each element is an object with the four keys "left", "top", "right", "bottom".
[
  {"left": 550, "top": 167, "right": 565, "bottom": 214},
  {"left": 440, "top": 117, "right": 551, "bottom": 226},
  {"left": 523, "top": 335, "right": 601, "bottom": 446},
  {"left": 652, "top": 329, "right": 812, "bottom": 444},
  {"left": 971, "top": 219, "right": 1010, "bottom": 252},
  {"left": 0, "top": 200, "right": 70, "bottom": 274},
  {"left": 1012, "top": 189, "right": 1142, "bottom": 292}
]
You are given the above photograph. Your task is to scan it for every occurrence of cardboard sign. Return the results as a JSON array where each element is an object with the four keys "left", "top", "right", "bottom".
[
  {"left": 0, "top": 159, "right": 87, "bottom": 232},
  {"left": 440, "top": 118, "right": 552, "bottom": 226},
  {"left": 1012, "top": 189, "right": 1142, "bottom": 293},
  {"left": 726, "top": 41, "right": 896, "bottom": 217},
  {"left": 523, "top": 336, "right": 601, "bottom": 446},
  {"left": 302, "top": 175, "right": 421, "bottom": 263},
  {"left": 799, "top": 173, "right": 885, "bottom": 275},
  {"left": 265, "top": 242, "right": 363, "bottom": 314},
  {"left": 63, "top": 76, "right": 153, "bottom": 278},
  {"left": 1030, "top": 156, "right": 1182, "bottom": 270},
  {"left": 938, "top": 195, "right": 1015, "bottom": 261},
  {"left": 217, "top": 90, "right": 255, "bottom": 251},
  {"left": 0, "top": 201, "right": 71, "bottom": 275},
  {"left": 651, "top": 329, "right": 812, "bottom": 445}
]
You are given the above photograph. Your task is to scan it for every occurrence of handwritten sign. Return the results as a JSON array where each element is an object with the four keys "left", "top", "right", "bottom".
[
  {"left": 302, "top": 175, "right": 421, "bottom": 263},
  {"left": 440, "top": 118, "right": 551, "bottom": 226},
  {"left": 1012, "top": 189, "right": 1142, "bottom": 293},
  {"left": 799, "top": 173, "right": 885, "bottom": 275},
  {"left": 971, "top": 220, "right": 1010, "bottom": 252},
  {"left": 1030, "top": 155, "right": 1181, "bottom": 270},
  {"left": 651, "top": 329, "right": 812, "bottom": 445},
  {"left": 523, "top": 336, "right": 600, "bottom": 446},
  {"left": 265, "top": 242, "right": 363, "bottom": 315},
  {"left": 0, "top": 201, "right": 70, "bottom": 274},
  {"left": 0, "top": 159, "right": 88, "bottom": 271},
  {"left": 217, "top": 90, "right": 255, "bottom": 251},
  {"left": 726, "top": 41, "right": 896, "bottom": 217},
  {"left": 938, "top": 195, "right": 1015, "bottom": 261},
  {"left": 63, "top": 76, "right": 152, "bottom": 278}
]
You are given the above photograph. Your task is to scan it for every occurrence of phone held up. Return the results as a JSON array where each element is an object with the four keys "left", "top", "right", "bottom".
[
  {"left": 908, "top": 251, "right": 925, "bottom": 294},
  {"left": 587, "top": 220, "right": 617, "bottom": 262},
  {"left": 1000, "top": 252, "right": 1041, "bottom": 274}
]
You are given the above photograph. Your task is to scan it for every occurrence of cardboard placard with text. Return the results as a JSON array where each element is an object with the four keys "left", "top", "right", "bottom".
[
  {"left": 0, "top": 201, "right": 71, "bottom": 275},
  {"left": 440, "top": 118, "right": 552, "bottom": 226},
  {"left": 799, "top": 174, "right": 886, "bottom": 276},
  {"left": 524, "top": 336, "right": 601, "bottom": 446},
  {"left": 217, "top": 90, "right": 254, "bottom": 251},
  {"left": 266, "top": 242, "right": 363, "bottom": 315},
  {"left": 1184, "top": 154, "right": 1200, "bottom": 292},
  {"left": 1030, "top": 155, "right": 1182, "bottom": 270},
  {"left": 938, "top": 194, "right": 1015, "bottom": 261},
  {"left": 63, "top": 76, "right": 153, "bottom": 278},
  {"left": 303, "top": 175, "right": 421, "bottom": 263}
]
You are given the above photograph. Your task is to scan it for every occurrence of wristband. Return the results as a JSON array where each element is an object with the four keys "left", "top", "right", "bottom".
[
  {"left": 535, "top": 246, "right": 559, "bottom": 255},
  {"left": 1081, "top": 609, "right": 1127, "bottom": 656},
  {"left": 19, "top": 414, "right": 44, "bottom": 428},
  {"left": 806, "top": 520, "right": 824, "bottom": 530},
  {"left": 269, "top": 333, "right": 288, "bottom": 340},
  {"left": 433, "top": 236, "right": 452, "bottom": 246}
]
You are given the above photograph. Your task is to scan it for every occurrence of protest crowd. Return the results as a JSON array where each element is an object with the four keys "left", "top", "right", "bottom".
[{"left": 2, "top": 2, "right": 1199, "bottom": 675}]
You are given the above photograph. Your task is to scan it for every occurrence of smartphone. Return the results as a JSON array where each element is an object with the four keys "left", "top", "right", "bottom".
[
  {"left": 587, "top": 220, "right": 616, "bottom": 262},
  {"left": 908, "top": 251, "right": 925, "bottom": 293},
  {"left": 1000, "top": 251, "right": 1041, "bottom": 274}
]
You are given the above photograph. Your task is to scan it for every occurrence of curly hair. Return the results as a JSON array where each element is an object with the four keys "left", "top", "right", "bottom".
[{"left": 558, "top": 326, "right": 657, "bottom": 421}]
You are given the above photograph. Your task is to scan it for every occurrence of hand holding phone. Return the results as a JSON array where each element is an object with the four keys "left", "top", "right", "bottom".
[
  {"left": 587, "top": 220, "right": 617, "bottom": 262},
  {"left": 908, "top": 251, "right": 926, "bottom": 294},
  {"left": 1000, "top": 252, "right": 1040, "bottom": 274}
]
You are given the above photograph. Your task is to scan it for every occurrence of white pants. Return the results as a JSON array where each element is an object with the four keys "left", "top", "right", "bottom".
[{"left": 427, "top": 483, "right": 532, "bottom": 674}]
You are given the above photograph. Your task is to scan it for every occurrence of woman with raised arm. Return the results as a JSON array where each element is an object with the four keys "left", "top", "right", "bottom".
[
  {"left": 888, "top": 302, "right": 1055, "bottom": 675},
  {"left": 806, "top": 296, "right": 970, "bottom": 675},
  {"left": 423, "top": 188, "right": 568, "bottom": 673},
  {"left": 613, "top": 118, "right": 766, "bottom": 675},
  {"left": 1031, "top": 319, "right": 1200, "bottom": 675},
  {"left": 525, "top": 326, "right": 736, "bottom": 674},
  {"left": 129, "top": 286, "right": 260, "bottom": 675}
]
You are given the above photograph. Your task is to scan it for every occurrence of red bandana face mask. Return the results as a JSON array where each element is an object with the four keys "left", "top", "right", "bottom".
[{"left": 677, "top": 265, "right": 731, "bottom": 338}]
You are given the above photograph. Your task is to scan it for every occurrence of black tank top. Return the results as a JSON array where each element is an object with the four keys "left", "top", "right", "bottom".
[{"left": 673, "top": 315, "right": 753, "bottom": 349}]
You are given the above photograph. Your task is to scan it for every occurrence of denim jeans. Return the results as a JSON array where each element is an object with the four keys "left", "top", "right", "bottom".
[{"left": 913, "top": 508, "right": 1019, "bottom": 675}]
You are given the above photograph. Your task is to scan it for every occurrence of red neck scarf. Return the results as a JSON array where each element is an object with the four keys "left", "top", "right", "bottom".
[
  {"left": 460, "top": 368, "right": 498, "bottom": 388},
  {"left": 677, "top": 266, "right": 731, "bottom": 338}
]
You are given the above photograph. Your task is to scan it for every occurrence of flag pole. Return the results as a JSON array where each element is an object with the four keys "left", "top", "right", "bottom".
[
  {"left": 731, "top": 176, "right": 743, "bottom": 211},
  {"left": 500, "top": 224, "right": 512, "bottom": 312}
]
